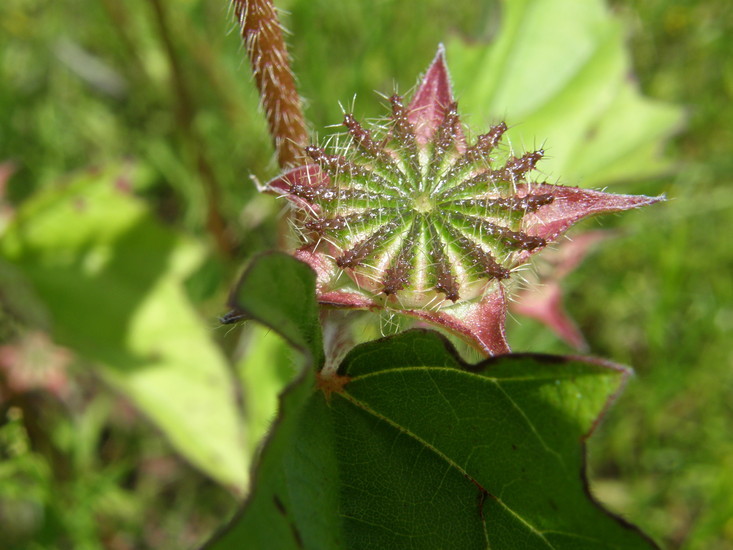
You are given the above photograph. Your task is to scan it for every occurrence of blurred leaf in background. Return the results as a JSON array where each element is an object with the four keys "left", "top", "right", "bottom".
[
  {"left": 582, "top": 1, "right": 733, "bottom": 548},
  {"left": 446, "top": 0, "right": 683, "bottom": 186},
  {"left": 1, "top": 165, "right": 248, "bottom": 490}
]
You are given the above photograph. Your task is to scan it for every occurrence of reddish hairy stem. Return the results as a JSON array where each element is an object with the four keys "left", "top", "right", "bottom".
[{"left": 233, "top": 0, "right": 309, "bottom": 168}]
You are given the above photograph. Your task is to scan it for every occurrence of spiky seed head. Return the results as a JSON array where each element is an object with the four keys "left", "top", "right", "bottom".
[{"left": 263, "top": 46, "right": 663, "bottom": 355}]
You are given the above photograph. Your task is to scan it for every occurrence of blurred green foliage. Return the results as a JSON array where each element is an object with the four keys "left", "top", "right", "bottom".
[
  {"left": 0, "top": 0, "right": 731, "bottom": 548},
  {"left": 1, "top": 165, "right": 249, "bottom": 490}
]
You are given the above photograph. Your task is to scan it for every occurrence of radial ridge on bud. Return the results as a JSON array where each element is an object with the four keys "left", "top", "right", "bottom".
[{"left": 262, "top": 46, "right": 663, "bottom": 355}]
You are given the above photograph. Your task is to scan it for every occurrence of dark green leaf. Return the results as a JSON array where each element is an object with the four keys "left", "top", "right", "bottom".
[
  {"left": 208, "top": 330, "right": 657, "bottom": 549},
  {"left": 208, "top": 253, "right": 326, "bottom": 549},
  {"left": 228, "top": 252, "right": 323, "bottom": 367}
]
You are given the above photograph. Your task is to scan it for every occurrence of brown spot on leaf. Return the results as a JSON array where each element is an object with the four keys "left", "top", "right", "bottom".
[{"left": 316, "top": 369, "right": 351, "bottom": 399}]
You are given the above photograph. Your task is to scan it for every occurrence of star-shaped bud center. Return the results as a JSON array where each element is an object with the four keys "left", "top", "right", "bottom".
[
  {"left": 281, "top": 102, "right": 554, "bottom": 309},
  {"left": 412, "top": 192, "right": 434, "bottom": 214},
  {"left": 264, "top": 45, "right": 662, "bottom": 355}
]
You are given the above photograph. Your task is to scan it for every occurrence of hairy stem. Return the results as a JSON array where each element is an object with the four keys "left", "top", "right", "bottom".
[{"left": 233, "top": 0, "right": 308, "bottom": 168}]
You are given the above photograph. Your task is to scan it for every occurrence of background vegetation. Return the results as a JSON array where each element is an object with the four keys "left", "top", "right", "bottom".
[{"left": 0, "top": 0, "right": 731, "bottom": 548}]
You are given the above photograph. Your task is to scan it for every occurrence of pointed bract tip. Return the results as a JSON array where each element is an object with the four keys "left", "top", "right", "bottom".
[
  {"left": 408, "top": 45, "right": 462, "bottom": 147},
  {"left": 521, "top": 185, "right": 667, "bottom": 243},
  {"left": 435, "top": 43, "right": 447, "bottom": 61}
]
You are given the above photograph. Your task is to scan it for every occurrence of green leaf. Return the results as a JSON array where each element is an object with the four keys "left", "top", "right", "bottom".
[
  {"left": 0, "top": 165, "right": 248, "bottom": 491},
  {"left": 208, "top": 253, "right": 324, "bottom": 550},
  {"left": 208, "top": 329, "right": 657, "bottom": 549},
  {"left": 228, "top": 252, "right": 324, "bottom": 367},
  {"left": 447, "top": 0, "right": 683, "bottom": 186}
]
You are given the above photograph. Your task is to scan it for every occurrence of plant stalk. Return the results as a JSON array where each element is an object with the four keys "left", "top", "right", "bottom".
[
  {"left": 232, "top": 0, "right": 309, "bottom": 169},
  {"left": 148, "top": 0, "right": 237, "bottom": 258}
]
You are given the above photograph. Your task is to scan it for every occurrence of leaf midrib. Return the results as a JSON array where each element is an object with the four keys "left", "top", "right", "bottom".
[{"left": 336, "top": 386, "right": 559, "bottom": 550}]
